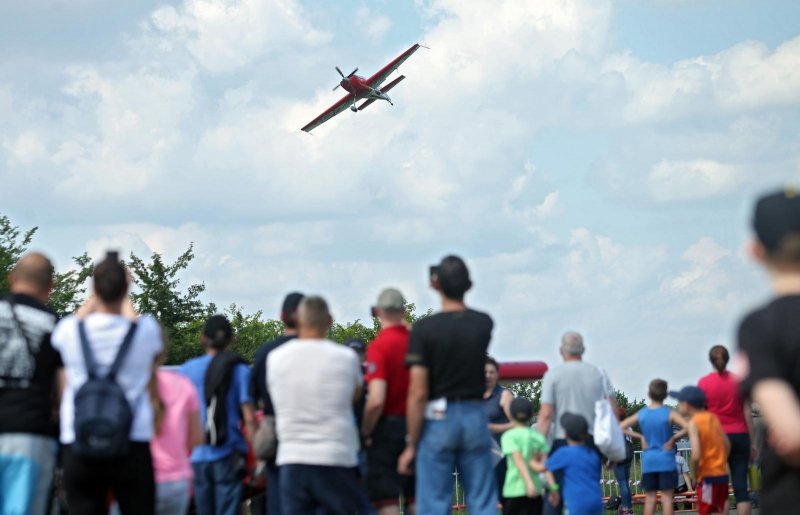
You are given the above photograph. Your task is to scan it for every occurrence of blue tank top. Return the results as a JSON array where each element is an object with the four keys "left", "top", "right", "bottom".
[
  {"left": 638, "top": 406, "right": 677, "bottom": 473},
  {"left": 483, "top": 385, "right": 509, "bottom": 424}
]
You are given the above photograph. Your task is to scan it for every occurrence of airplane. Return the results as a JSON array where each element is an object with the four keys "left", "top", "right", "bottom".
[{"left": 301, "top": 43, "right": 423, "bottom": 133}]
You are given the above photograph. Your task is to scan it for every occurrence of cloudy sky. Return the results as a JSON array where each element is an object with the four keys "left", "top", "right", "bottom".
[{"left": 2, "top": 0, "right": 799, "bottom": 395}]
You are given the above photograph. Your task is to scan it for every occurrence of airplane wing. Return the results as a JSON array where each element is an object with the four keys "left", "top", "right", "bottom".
[
  {"left": 358, "top": 75, "right": 406, "bottom": 111},
  {"left": 301, "top": 93, "right": 354, "bottom": 133},
  {"left": 366, "top": 43, "right": 421, "bottom": 89}
]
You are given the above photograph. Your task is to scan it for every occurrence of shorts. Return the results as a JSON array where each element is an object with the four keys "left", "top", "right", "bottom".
[
  {"left": 503, "top": 496, "right": 543, "bottom": 515},
  {"left": 698, "top": 478, "right": 729, "bottom": 515},
  {"left": 366, "top": 417, "right": 415, "bottom": 506},
  {"left": 641, "top": 471, "right": 678, "bottom": 492}
]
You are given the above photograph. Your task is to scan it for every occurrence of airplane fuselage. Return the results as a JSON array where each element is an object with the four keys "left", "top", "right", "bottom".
[{"left": 339, "top": 75, "right": 392, "bottom": 109}]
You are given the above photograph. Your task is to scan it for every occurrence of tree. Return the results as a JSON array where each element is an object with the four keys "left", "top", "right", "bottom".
[
  {"left": 226, "top": 304, "right": 284, "bottom": 362},
  {"left": 0, "top": 215, "right": 37, "bottom": 295},
  {"left": 127, "top": 245, "right": 208, "bottom": 363},
  {"left": 48, "top": 253, "right": 93, "bottom": 316},
  {"left": 507, "top": 380, "right": 542, "bottom": 415}
]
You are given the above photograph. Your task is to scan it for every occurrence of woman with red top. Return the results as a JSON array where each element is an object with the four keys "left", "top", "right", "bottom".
[{"left": 697, "top": 345, "right": 755, "bottom": 515}]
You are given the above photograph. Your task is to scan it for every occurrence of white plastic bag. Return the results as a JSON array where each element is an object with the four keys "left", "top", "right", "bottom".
[{"left": 593, "top": 369, "right": 626, "bottom": 462}]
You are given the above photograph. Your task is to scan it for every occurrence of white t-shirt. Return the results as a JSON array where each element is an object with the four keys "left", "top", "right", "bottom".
[
  {"left": 51, "top": 313, "right": 163, "bottom": 444},
  {"left": 267, "top": 338, "right": 362, "bottom": 467}
]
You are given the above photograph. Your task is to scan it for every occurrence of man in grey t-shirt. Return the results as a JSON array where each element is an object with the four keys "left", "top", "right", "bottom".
[{"left": 537, "top": 331, "right": 616, "bottom": 515}]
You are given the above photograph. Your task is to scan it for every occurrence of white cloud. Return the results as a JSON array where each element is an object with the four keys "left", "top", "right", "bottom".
[
  {"left": 355, "top": 6, "right": 392, "bottom": 43},
  {"left": 3, "top": 131, "right": 46, "bottom": 165},
  {"left": 648, "top": 158, "right": 742, "bottom": 203}
]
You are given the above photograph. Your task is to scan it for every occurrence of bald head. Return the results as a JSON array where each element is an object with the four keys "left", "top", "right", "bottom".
[
  {"left": 9, "top": 252, "right": 54, "bottom": 302},
  {"left": 560, "top": 331, "right": 585, "bottom": 359},
  {"left": 297, "top": 296, "right": 333, "bottom": 338}
]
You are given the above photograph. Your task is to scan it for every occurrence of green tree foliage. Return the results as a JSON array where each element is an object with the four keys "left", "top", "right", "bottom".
[
  {"left": 0, "top": 215, "right": 37, "bottom": 294},
  {"left": 127, "top": 245, "right": 208, "bottom": 364},
  {"left": 508, "top": 380, "right": 542, "bottom": 415},
  {"left": 227, "top": 304, "right": 284, "bottom": 362},
  {"left": 48, "top": 253, "right": 93, "bottom": 316}
]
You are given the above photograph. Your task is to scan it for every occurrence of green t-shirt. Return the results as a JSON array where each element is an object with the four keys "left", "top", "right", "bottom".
[{"left": 500, "top": 426, "right": 550, "bottom": 498}]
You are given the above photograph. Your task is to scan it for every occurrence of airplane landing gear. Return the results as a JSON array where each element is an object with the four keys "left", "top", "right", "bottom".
[{"left": 350, "top": 105, "right": 358, "bottom": 112}]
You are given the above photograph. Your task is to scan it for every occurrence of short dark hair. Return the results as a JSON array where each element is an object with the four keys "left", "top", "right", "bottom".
[
  {"left": 93, "top": 255, "right": 127, "bottom": 303},
  {"left": 485, "top": 355, "right": 499, "bottom": 371},
  {"left": 281, "top": 292, "right": 304, "bottom": 329},
  {"left": 709, "top": 345, "right": 729, "bottom": 362},
  {"left": 649, "top": 379, "right": 668, "bottom": 402},
  {"left": 436, "top": 255, "right": 471, "bottom": 300}
]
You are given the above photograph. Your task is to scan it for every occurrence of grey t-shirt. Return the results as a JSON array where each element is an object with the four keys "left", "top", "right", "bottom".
[{"left": 540, "top": 360, "right": 610, "bottom": 440}]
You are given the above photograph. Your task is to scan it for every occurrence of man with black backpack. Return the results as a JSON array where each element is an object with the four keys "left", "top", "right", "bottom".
[
  {"left": 0, "top": 253, "right": 60, "bottom": 515},
  {"left": 181, "top": 315, "right": 256, "bottom": 515},
  {"left": 52, "top": 252, "right": 164, "bottom": 514}
]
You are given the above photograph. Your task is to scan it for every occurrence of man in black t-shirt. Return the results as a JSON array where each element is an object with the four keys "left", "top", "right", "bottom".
[
  {"left": 398, "top": 255, "right": 497, "bottom": 515},
  {"left": 736, "top": 188, "right": 800, "bottom": 512},
  {"left": 0, "top": 253, "right": 60, "bottom": 515},
  {"left": 249, "top": 292, "right": 303, "bottom": 515}
]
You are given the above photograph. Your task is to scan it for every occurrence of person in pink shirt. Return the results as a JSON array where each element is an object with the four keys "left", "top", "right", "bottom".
[
  {"left": 150, "top": 368, "right": 204, "bottom": 515},
  {"left": 697, "top": 345, "right": 755, "bottom": 515}
]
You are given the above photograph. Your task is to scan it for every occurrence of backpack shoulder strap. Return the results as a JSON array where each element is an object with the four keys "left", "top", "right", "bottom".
[
  {"left": 78, "top": 320, "right": 99, "bottom": 380},
  {"left": 4, "top": 296, "right": 35, "bottom": 357},
  {"left": 108, "top": 321, "right": 138, "bottom": 381}
]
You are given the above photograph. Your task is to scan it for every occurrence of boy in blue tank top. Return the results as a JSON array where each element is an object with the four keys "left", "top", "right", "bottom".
[{"left": 620, "top": 379, "right": 689, "bottom": 515}]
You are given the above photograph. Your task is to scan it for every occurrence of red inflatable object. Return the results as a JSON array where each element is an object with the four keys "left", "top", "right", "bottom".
[{"left": 497, "top": 361, "right": 548, "bottom": 381}]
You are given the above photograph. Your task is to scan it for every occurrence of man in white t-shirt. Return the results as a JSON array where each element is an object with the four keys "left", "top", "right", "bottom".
[
  {"left": 267, "top": 296, "right": 370, "bottom": 513},
  {"left": 52, "top": 253, "right": 163, "bottom": 515}
]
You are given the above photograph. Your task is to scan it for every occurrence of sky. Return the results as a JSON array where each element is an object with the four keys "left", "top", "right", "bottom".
[{"left": 2, "top": 0, "right": 799, "bottom": 396}]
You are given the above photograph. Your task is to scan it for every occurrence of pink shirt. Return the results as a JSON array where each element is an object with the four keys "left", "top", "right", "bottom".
[
  {"left": 151, "top": 370, "right": 200, "bottom": 483},
  {"left": 698, "top": 370, "right": 748, "bottom": 434}
]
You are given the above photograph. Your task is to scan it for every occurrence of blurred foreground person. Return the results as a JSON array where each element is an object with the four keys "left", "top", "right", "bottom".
[
  {"left": 399, "top": 256, "right": 497, "bottom": 515},
  {"left": 736, "top": 188, "right": 800, "bottom": 512},
  {"left": 250, "top": 292, "right": 304, "bottom": 515},
  {"left": 181, "top": 315, "right": 255, "bottom": 515},
  {"left": 0, "top": 253, "right": 59, "bottom": 515},
  {"left": 268, "top": 296, "right": 370, "bottom": 514},
  {"left": 362, "top": 288, "right": 415, "bottom": 515},
  {"left": 53, "top": 252, "right": 163, "bottom": 514}
]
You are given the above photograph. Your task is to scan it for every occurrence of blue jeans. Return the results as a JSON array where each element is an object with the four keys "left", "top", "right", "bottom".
[
  {"left": 265, "top": 461, "right": 282, "bottom": 515},
  {"left": 279, "top": 463, "right": 370, "bottom": 514},
  {"left": 0, "top": 434, "right": 57, "bottom": 515},
  {"left": 192, "top": 453, "right": 245, "bottom": 515},
  {"left": 416, "top": 401, "right": 498, "bottom": 515},
  {"left": 613, "top": 462, "right": 632, "bottom": 509}
]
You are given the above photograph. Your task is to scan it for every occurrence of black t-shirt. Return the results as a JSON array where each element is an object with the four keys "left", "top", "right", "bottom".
[
  {"left": 0, "top": 294, "right": 61, "bottom": 437},
  {"left": 250, "top": 334, "right": 294, "bottom": 415},
  {"left": 738, "top": 294, "right": 800, "bottom": 511},
  {"left": 406, "top": 309, "right": 493, "bottom": 400}
]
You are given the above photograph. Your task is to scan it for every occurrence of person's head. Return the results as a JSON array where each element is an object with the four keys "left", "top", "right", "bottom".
[
  {"left": 8, "top": 252, "right": 54, "bottom": 303},
  {"left": 297, "top": 296, "right": 333, "bottom": 339},
  {"left": 559, "top": 331, "right": 585, "bottom": 361},
  {"left": 345, "top": 338, "right": 366, "bottom": 361},
  {"left": 280, "top": 292, "right": 304, "bottom": 331},
  {"left": 750, "top": 187, "right": 800, "bottom": 273},
  {"left": 708, "top": 345, "right": 729, "bottom": 373},
  {"left": 670, "top": 385, "right": 707, "bottom": 417},
  {"left": 648, "top": 378, "right": 668, "bottom": 403},
  {"left": 560, "top": 412, "right": 589, "bottom": 444},
  {"left": 93, "top": 251, "right": 128, "bottom": 306},
  {"left": 430, "top": 255, "right": 472, "bottom": 302},
  {"left": 372, "top": 287, "right": 406, "bottom": 326},
  {"left": 616, "top": 406, "right": 627, "bottom": 422},
  {"left": 201, "top": 315, "right": 233, "bottom": 351},
  {"left": 485, "top": 355, "right": 500, "bottom": 389},
  {"left": 510, "top": 397, "right": 534, "bottom": 425}
]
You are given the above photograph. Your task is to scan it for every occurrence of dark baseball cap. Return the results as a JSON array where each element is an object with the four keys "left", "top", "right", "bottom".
[
  {"left": 560, "top": 412, "right": 589, "bottom": 442},
  {"left": 754, "top": 187, "right": 800, "bottom": 253},
  {"left": 345, "top": 338, "right": 366, "bottom": 353},
  {"left": 203, "top": 315, "right": 233, "bottom": 348},
  {"left": 281, "top": 292, "right": 304, "bottom": 316},
  {"left": 510, "top": 397, "right": 533, "bottom": 422},
  {"left": 669, "top": 385, "right": 707, "bottom": 408}
]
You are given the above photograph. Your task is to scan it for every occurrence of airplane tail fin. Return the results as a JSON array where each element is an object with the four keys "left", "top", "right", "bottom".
[{"left": 358, "top": 75, "right": 406, "bottom": 111}]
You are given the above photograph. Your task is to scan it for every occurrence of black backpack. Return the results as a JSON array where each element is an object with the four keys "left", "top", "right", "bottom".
[{"left": 73, "top": 320, "right": 137, "bottom": 458}]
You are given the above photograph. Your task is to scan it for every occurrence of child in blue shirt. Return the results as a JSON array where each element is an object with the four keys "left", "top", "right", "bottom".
[{"left": 537, "top": 413, "right": 603, "bottom": 515}]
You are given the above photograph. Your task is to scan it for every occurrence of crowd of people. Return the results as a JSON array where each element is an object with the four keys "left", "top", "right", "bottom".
[{"left": 0, "top": 188, "right": 799, "bottom": 515}]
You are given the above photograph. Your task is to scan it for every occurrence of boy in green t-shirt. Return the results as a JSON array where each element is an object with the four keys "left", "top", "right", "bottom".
[{"left": 501, "top": 397, "right": 557, "bottom": 515}]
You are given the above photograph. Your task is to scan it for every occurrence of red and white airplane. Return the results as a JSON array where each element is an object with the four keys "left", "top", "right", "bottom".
[{"left": 301, "top": 43, "right": 423, "bottom": 133}]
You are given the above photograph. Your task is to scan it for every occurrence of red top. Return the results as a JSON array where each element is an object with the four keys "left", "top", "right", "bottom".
[
  {"left": 365, "top": 325, "right": 410, "bottom": 417},
  {"left": 698, "top": 370, "right": 748, "bottom": 434}
]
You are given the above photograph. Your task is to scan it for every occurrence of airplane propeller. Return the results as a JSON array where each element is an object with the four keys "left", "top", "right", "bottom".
[{"left": 332, "top": 66, "right": 358, "bottom": 91}]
